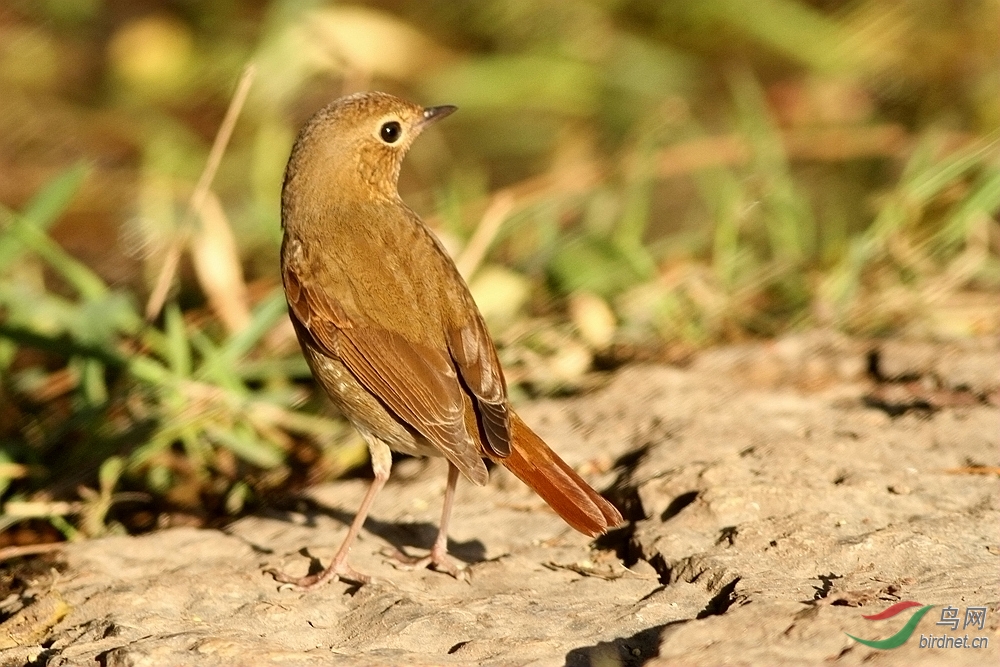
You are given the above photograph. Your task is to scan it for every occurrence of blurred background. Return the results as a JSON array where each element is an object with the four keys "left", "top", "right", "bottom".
[{"left": 1, "top": 0, "right": 997, "bottom": 547}]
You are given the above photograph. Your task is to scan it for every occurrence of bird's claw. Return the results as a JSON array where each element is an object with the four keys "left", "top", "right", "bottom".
[
  {"left": 264, "top": 561, "right": 371, "bottom": 590},
  {"left": 382, "top": 547, "right": 466, "bottom": 579}
]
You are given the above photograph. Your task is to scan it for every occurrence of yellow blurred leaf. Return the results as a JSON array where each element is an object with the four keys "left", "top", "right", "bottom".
[
  {"left": 191, "top": 191, "right": 251, "bottom": 335},
  {"left": 569, "top": 291, "right": 617, "bottom": 350},
  {"left": 547, "top": 339, "right": 593, "bottom": 386},
  {"left": 308, "top": 6, "right": 451, "bottom": 79},
  {"left": 469, "top": 264, "right": 531, "bottom": 330},
  {"left": 107, "top": 14, "right": 193, "bottom": 95}
]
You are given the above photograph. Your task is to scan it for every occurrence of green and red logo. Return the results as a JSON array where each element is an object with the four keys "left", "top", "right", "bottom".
[{"left": 846, "top": 601, "right": 934, "bottom": 649}]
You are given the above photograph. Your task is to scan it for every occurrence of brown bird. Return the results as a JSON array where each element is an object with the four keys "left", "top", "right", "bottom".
[{"left": 269, "top": 91, "right": 623, "bottom": 589}]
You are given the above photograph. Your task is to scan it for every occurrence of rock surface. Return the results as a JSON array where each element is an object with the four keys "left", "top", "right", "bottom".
[{"left": 2, "top": 333, "right": 997, "bottom": 666}]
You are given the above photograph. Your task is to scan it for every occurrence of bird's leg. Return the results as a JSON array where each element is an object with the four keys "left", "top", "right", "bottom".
[
  {"left": 389, "top": 462, "right": 464, "bottom": 578},
  {"left": 266, "top": 439, "right": 392, "bottom": 589}
]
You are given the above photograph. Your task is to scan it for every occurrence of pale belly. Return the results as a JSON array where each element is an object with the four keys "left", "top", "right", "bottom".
[{"left": 305, "top": 346, "right": 442, "bottom": 459}]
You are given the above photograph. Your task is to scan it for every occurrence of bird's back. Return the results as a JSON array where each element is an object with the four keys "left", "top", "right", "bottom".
[{"left": 301, "top": 197, "right": 477, "bottom": 349}]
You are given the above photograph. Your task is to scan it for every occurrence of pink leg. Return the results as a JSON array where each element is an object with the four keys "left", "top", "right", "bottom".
[
  {"left": 389, "top": 462, "right": 464, "bottom": 577},
  {"left": 266, "top": 440, "right": 391, "bottom": 590}
]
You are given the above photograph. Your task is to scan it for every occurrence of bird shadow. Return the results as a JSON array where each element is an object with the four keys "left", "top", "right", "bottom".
[
  {"left": 261, "top": 497, "right": 488, "bottom": 566},
  {"left": 564, "top": 621, "right": 686, "bottom": 667}
]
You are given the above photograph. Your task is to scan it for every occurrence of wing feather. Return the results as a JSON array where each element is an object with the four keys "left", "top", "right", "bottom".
[
  {"left": 282, "top": 253, "right": 488, "bottom": 485},
  {"left": 447, "top": 321, "right": 511, "bottom": 458}
]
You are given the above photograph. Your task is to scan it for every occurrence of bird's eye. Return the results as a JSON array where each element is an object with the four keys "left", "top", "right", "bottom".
[{"left": 380, "top": 121, "right": 402, "bottom": 144}]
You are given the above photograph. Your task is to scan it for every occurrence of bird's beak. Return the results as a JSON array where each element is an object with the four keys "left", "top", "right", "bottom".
[{"left": 419, "top": 105, "right": 457, "bottom": 129}]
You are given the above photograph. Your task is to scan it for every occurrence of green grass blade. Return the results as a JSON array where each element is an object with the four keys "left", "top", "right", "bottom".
[
  {"left": 218, "top": 288, "right": 287, "bottom": 362},
  {"left": 730, "top": 68, "right": 814, "bottom": 264},
  {"left": 190, "top": 328, "right": 246, "bottom": 394},
  {"left": 4, "top": 220, "right": 108, "bottom": 300},
  {"left": 206, "top": 424, "right": 285, "bottom": 469},
  {"left": 936, "top": 167, "right": 1000, "bottom": 252},
  {"left": 164, "top": 303, "right": 193, "bottom": 377},
  {"left": 904, "top": 135, "right": 1000, "bottom": 205},
  {"left": 0, "top": 163, "right": 89, "bottom": 271}
]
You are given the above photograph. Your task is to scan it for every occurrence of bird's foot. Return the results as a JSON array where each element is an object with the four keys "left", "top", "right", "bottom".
[
  {"left": 383, "top": 546, "right": 466, "bottom": 579},
  {"left": 265, "top": 558, "right": 370, "bottom": 591}
]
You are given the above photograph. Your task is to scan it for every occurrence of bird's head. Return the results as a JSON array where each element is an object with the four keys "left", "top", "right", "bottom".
[{"left": 283, "top": 91, "right": 456, "bottom": 206}]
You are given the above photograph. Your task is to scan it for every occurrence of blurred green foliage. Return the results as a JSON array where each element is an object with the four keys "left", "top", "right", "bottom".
[{"left": 0, "top": 0, "right": 997, "bottom": 538}]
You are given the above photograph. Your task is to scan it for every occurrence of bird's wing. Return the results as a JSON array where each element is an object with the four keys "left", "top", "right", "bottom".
[
  {"left": 447, "top": 319, "right": 511, "bottom": 458},
  {"left": 282, "top": 254, "right": 489, "bottom": 485}
]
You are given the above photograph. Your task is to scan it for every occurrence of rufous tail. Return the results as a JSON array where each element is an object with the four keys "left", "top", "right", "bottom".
[{"left": 497, "top": 413, "right": 624, "bottom": 537}]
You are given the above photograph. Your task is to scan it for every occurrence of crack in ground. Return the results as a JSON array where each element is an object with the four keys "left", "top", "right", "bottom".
[{"left": 696, "top": 576, "right": 742, "bottom": 619}]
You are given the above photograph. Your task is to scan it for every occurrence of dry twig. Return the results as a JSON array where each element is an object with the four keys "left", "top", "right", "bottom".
[{"left": 145, "top": 63, "right": 257, "bottom": 322}]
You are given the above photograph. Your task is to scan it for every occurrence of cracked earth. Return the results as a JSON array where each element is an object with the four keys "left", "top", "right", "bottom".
[{"left": 2, "top": 332, "right": 998, "bottom": 666}]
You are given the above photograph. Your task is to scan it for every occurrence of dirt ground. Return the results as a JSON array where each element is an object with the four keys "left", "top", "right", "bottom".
[{"left": 1, "top": 332, "right": 997, "bottom": 666}]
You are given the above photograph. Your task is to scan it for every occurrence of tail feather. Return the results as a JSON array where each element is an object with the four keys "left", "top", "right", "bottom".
[{"left": 497, "top": 413, "right": 624, "bottom": 537}]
